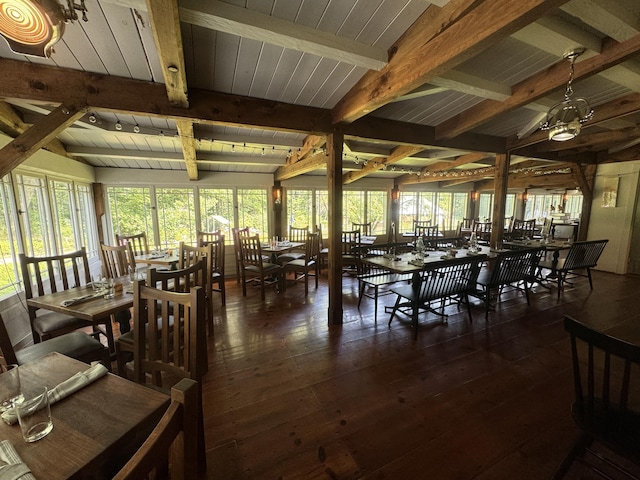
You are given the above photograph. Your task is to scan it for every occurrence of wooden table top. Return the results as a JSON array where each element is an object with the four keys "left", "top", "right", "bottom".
[
  {"left": 134, "top": 253, "right": 180, "bottom": 266},
  {"left": 261, "top": 241, "right": 305, "bottom": 253},
  {"left": 362, "top": 249, "right": 489, "bottom": 275},
  {"left": 0, "top": 353, "right": 169, "bottom": 479},
  {"left": 26, "top": 283, "right": 133, "bottom": 322}
]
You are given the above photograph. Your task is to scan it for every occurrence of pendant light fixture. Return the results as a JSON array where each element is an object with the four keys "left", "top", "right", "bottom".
[{"left": 540, "top": 48, "right": 593, "bottom": 142}]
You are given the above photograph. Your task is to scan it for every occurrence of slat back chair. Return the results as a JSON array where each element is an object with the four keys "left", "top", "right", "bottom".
[
  {"left": 352, "top": 222, "right": 372, "bottom": 236},
  {"left": 415, "top": 224, "right": 439, "bottom": 240},
  {"left": 112, "top": 378, "right": 198, "bottom": 480},
  {"left": 178, "top": 242, "right": 215, "bottom": 335},
  {"left": 232, "top": 226, "right": 250, "bottom": 284},
  {"left": 473, "top": 221, "right": 492, "bottom": 244},
  {"left": 277, "top": 226, "right": 308, "bottom": 263},
  {"left": 553, "top": 316, "right": 640, "bottom": 479},
  {"left": 115, "top": 232, "right": 149, "bottom": 257},
  {"left": 388, "top": 255, "right": 486, "bottom": 339},
  {"left": 239, "top": 234, "right": 282, "bottom": 300},
  {"left": 317, "top": 224, "right": 329, "bottom": 271},
  {"left": 413, "top": 220, "right": 432, "bottom": 230},
  {"left": 539, "top": 239, "right": 608, "bottom": 299},
  {"left": 131, "top": 280, "right": 206, "bottom": 475},
  {"left": 100, "top": 242, "right": 136, "bottom": 279},
  {"left": 19, "top": 248, "right": 94, "bottom": 343},
  {"left": 0, "top": 312, "right": 110, "bottom": 369},
  {"left": 283, "top": 232, "right": 320, "bottom": 295},
  {"left": 461, "top": 218, "right": 476, "bottom": 230},
  {"left": 509, "top": 219, "right": 536, "bottom": 240},
  {"left": 475, "top": 247, "right": 544, "bottom": 319},
  {"left": 197, "top": 230, "right": 222, "bottom": 247},
  {"left": 341, "top": 229, "right": 362, "bottom": 276}
]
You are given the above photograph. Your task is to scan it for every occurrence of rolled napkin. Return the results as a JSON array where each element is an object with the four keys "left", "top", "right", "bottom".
[
  {"left": 61, "top": 293, "right": 100, "bottom": 307},
  {"left": 0, "top": 440, "right": 35, "bottom": 480},
  {"left": 2, "top": 363, "right": 108, "bottom": 425}
]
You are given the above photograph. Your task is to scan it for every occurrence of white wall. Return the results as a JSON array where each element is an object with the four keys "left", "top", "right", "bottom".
[{"left": 589, "top": 160, "right": 640, "bottom": 274}]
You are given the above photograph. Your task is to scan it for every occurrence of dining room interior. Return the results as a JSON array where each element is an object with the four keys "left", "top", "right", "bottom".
[{"left": 2, "top": 0, "right": 640, "bottom": 478}]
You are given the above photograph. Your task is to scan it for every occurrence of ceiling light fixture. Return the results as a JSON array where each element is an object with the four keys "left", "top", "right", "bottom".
[
  {"left": 133, "top": 124, "right": 140, "bottom": 133},
  {"left": 0, "top": 0, "right": 88, "bottom": 58},
  {"left": 114, "top": 121, "right": 122, "bottom": 131},
  {"left": 540, "top": 48, "right": 593, "bottom": 142}
]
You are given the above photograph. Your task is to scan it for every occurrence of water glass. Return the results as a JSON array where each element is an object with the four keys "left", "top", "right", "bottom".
[
  {"left": 0, "top": 364, "right": 23, "bottom": 412},
  {"left": 103, "top": 278, "right": 115, "bottom": 299},
  {"left": 16, "top": 386, "right": 53, "bottom": 442},
  {"left": 91, "top": 274, "right": 102, "bottom": 292}
]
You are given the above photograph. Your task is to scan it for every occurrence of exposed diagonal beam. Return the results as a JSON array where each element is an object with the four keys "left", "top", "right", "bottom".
[
  {"left": 288, "top": 135, "right": 325, "bottom": 165},
  {"left": 343, "top": 145, "right": 423, "bottom": 184},
  {"left": 0, "top": 103, "right": 86, "bottom": 178},
  {"left": 419, "top": 152, "right": 490, "bottom": 175},
  {"left": 437, "top": 33, "right": 640, "bottom": 140},
  {"left": 175, "top": 120, "right": 198, "bottom": 180},
  {"left": 104, "top": 0, "right": 387, "bottom": 71},
  {"left": 274, "top": 151, "right": 327, "bottom": 181},
  {"left": 332, "top": 0, "right": 567, "bottom": 124}
]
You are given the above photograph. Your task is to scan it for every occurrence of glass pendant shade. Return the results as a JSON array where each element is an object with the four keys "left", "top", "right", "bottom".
[{"left": 0, "top": 0, "right": 64, "bottom": 57}]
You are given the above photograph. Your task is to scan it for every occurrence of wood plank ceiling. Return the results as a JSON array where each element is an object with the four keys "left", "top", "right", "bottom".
[{"left": 1, "top": 0, "right": 640, "bottom": 191}]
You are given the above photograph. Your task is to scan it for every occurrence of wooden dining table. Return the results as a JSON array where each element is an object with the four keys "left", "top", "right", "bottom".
[
  {"left": 0, "top": 352, "right": 170, "bottom": 479},
  {"left": 134, "top": 252, "right": 180, "bottom": 270},
  {"left": 25, "top": 281, "right": 134, "bottom": 355}
]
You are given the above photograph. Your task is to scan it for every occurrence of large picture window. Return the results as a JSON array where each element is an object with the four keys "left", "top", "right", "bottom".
[{"left": 399, "top": 191, "right": 470, "bottom": 232}]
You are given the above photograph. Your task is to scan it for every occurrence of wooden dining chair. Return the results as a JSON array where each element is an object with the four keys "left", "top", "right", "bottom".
[
  {"left": 352, "top": 222, "right": 372, "bottom": 236},
  {"left": 131, "top": 280, "right": 207, "bottom": 476},
  {"left": 115, "top": 232, "right": 149, "bottom": 257},
  {"left": 277, "top": 226, "right": 308, "bottom": 264},
  {"left": 232, "top": 226, "right": 250, "bottom": 284},
  {"left": 239, "top": 233, "right": 282, "bottom": 300},
  {"left": 178, "top": 242, "right": 215, "bottom": 334},
  {"left": 100, "top": 242, "right": 136, "bottom": 279},
  {"left": 553, "top": 316, "right": 640, "bottom": 479},
  {"left": 342, "top": 229, "right": 362, "bottom": 276},
  {"left": 0, "top": 312, "right": 110, "bottom": 369},
  {"left": 197, "top": 229, "right": 223, "bottom": 247},
  {"left": 283, "top": 232, "right": 319, "bottom": 295},
  {"left": 473, "top": 221, "right": 492, "bottom": 244},
  {"left": 112, "top": 377, "right": 198, "bottom": 480},
  {"left": 19, "top": 248, "right": 96, "bottom": 344}
]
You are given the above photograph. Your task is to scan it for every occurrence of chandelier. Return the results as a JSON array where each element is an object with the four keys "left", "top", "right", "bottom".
[
  {"left": 0, "top": 0, "right": 87, "bottom": 58},
  {"left": 540, "top": 48, "right": 593, "bottom": 142}
]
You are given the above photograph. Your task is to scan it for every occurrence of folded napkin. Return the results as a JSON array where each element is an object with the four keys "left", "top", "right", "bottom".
[
  {"left": 1, "top": 363, "right": 108, "bottom": 426},
  {"left": 0, "top": 440, "right": 35, "bottom": 480},
  {"left": 61, "top": 293, "right": 101, "bottom": 307}
]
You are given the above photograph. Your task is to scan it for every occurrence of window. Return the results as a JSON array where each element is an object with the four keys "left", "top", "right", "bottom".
[
  {"left": 75, "top": 184, "right": 99, "bottom": 258},
  {"left": 107, "top": 187, "right": 155, "bottom": 246},
  {"left": 15, "top": 174, "right": 54, "bottom": 256},
  {"left": 524, "top": 193, "right": 563, "bottom": 220},
  {"left": 199, "top": 188, "right": 233, "bottom": 242},
  {"left": 237, "top": 189, "right": 268, "bottom": 236},
  {"left": 286, "top": 190, "right": 313, "bottom": 229},
  {"left": 343, "top": 191, "right": 366, "bottom": 231},
  {"left": 50, "top": 180, "right": 76, "bottom": 253},
  {"left": 0, "top": 175, "right": 21, "bottom": 296},
  {"left": 478, "top": 193, "right": 516, "bottom": 221},
  {"left": 156, "top": 187, "right": 196, "bottom": 247},
  {"left": 399, "top": 191, "right": 470, "bottom": 232}
]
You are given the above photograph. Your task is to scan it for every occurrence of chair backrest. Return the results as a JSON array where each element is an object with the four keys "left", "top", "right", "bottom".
[
  {"left": 132, "top": 280, "right": 206, "bottom": 388},
  {"left": 239, "top": 234, "right": 266, "bottom": 268},
  {"left": 208, "top": 236, "right": 225, "bottom": 276},
  {"left": 288, "top": 226, "right": 309, "bottom": 243},
  {"left": 352, "top": 222, "right": 372, "bottom": 236},
  {"left": 461, "top": 218, "right": 476, "bottom": 229},
  {"left": 305, "top": 232, "right": 320, "bottom": 261},
  {"left": 416, "top": 225, "right": 438, "bottom": 239},
  {"left": 112, "top": 378, "right": 199, "bottom": 480},
  {"left": 341, "top": 230, "right": 361, "bottom": 255},
  {"left": 232, "top": 226, "right": 250, "bottom": 266},
  {"left": 561, "top": 239, "right": 609, "bottom": 271},
  {"left": 564, "top": 315, "right": 640, "bottom": 435},
  {"left": 413, "top": 220, "right": 431, "bottom": 229},
  {"left": 386, "top": 222, "right": 398, "bottom": 245},
  {"left": 417, "top": 255, "right": 486, "bottom": 302},
  {"left": 488, "top": 247, "right": 544, "bottom": 287},
  {"left": 19, "top": 248, "right": 91, "bottom": 302},
  {"left": 147, "top": 261, "right": 207, "bottom": 295},
  {"left": 115, "top": 232, "right": 149, "bottom": 256},
  {"left": 100, "top": 243, "right": 136, "bottom": 279},
  {"left": 0, "top": 313, "right": 19, "bottom": 365},
  {"left": 178, "top": 242, "right": 212, "bottom": 277},
  {"left": 197, "top": 230, "right": 222, "bottom": 247}
]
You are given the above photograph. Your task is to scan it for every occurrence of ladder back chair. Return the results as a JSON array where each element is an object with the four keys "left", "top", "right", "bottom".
[
  {"left": 19, "top": 248, "right": 95, "bottom": 344},
  {"left": 538, "top": 239, "right": 608, "bottom": 299},
  {"left": 232, "top": 226, "right": 250, "bottom": 284},
  {"left": 197, "top": 230, "right": 222, "bottom": 247},
  {"left": 112, "top": 378, "right": 198, "bottom": 480},
  {"left": 115, "top": 232, "right": 149, "bottom": 257},
  {"left": 341, "top": 229, "right": 362, "bottom": 276},
  {"left": 0, "top": 312, "right": 110, "bottom": 369},
  {"left": 178, "top": 242, "right": 215, "bottom": 335},
  {"left": 131, "top": 280, "right": 207, "bottom": 476},
  {"left": 283, "top": 232, "right": 320, "bottom": 295},
  {"left": 277, "top": 226, "right": 308, "bottom": 264},
  {"left": 352, "top": 222, "right": 372, "bottom": 236},
  {"left": 473, "top": 221, "right": 492, "bottom": 244},
  {"left": 198, "top": 232, "right": 226, "bottom": 305},
  {"left": 239, "top": 234, "right": 282, "bottom": 300},
  {"left": 100, "top": 242, "right": 136, "bottom": 279},
  {"left": 553, "top": 316, "right": 640, "bottom": 479}
]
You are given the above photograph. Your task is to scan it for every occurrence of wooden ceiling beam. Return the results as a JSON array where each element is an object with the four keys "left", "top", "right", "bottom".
[
  {"left": 274, "top": 151, "right": 327, "bottom": 181},
  {"left": 419, "top": 152, "right": 491, "bottom": 175},
  {"left": 288, "top": 135, "right": 325, "bottom": 165},
  {"left": 0, "top": 103, "right": 86, "bottom": 178},
  {"left": 332, "top": 0, "right": 567, "bottom": 124},
  {"left": 343, "top": 145, "right": 423, "bottom": 184},
  {"left": 437, "top": 33, "right": 640, "bottom": 140},
  {"left": 175, "top": 120, "right": 198, "bottom": 180}
]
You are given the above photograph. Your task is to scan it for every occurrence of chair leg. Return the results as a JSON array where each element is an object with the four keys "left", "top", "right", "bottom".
[
  {"left": 557, "top": 272, "right": 563, "bottom": 299},
  {"left": 586, "top": 267, "right": 593, "bottom": 290},
  {"left": 388, "top": 296, "right": 401, "bottom": 328},
  {"left": 485, "top": 287, "right": 491, "bottom": 319},
  {"left": 552, "top": 433, "right": 590, "bottom": 480},
  {"left": 373, "top": 286, "right": 379, "bottom": 324}
]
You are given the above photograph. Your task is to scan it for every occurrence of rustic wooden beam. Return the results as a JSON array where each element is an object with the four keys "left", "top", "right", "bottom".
[
  {"left": 0, "top": 103, "right": 86, "bottom": 178},
  {"left": 600, "top": 143, "right": 640, "bottom": 163},
  {"left": 343, "top": 145, "right": 423, "bottom": 184},
  {"left": 326, "top": 130, "right": 344, "bottom": 326},
  {"left": 397, "top": 166, "right": 497, "bottom": 185},
  {"left": 490, "top": 154, "right": 509, "bottom": 249},
  {"left": 332, "top": 0, "right": 567, "bottom": 124},
  {"left": 274, "top": 151, "right": 327, "bottom": 181},
  {"left": 533, "top": 125, "right": 640, "bottom": 153},
  {"left": 419, "top": 152, "right": 491, "bottom": 175},
  {"left": 437, "top": 33, "right": 640, "bottom": 140},
  {"left": 287, "top": 135, "right": 325, "bottom": 165},
  {"left": 175, "top": 120, "right": 199, "bottom": 180}
]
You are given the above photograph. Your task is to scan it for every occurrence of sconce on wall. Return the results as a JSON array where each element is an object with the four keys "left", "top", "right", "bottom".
[
  {"left": 0, "top": 0, "right": 88, "bottom": 58},
  {"left": 272, "top": 186, "right": 282, "bottom": 206},
  {"left": 522, "top": 189, "right": 529, "bottom": 203},
  {"left": 391, "top": 188, "right": 400, "bottom": 204},
  {"left": 540, "top": 48, "right": 593, "bottom": 142},
  {"left": 470, "top": 191, "right": 479, "bottom": 202}
]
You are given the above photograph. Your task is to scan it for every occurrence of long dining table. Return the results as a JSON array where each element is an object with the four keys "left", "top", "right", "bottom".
[
  {"left": 25, "top": 280, "right": 134, "bottom": 355},
  {"left": 0, "top": 352, "right": 170, "bottom": 479}
]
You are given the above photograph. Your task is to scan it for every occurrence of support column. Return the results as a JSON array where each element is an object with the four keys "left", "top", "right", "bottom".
[
  {"left": 273, "top": 181, "right": 283, "bottom": 239},
  {"left": 490, "top": 153, "right": 510, "bottom": 250},
  {"left": 327, "top": 130, "right": 344, "bottom": 325},
  {"left": 572, "top": 163, "right": 596, "bottom": 240}
]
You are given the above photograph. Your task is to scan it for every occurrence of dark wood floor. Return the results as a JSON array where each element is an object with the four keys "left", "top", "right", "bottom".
[{"left": 200, "top": 269, "right": 640, "bottom": 479}]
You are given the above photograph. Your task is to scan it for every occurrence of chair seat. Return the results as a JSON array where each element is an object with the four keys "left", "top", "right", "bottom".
[
  {"left": 278, "top": 252, "right": 305, "bottom": 263},
  {"left": 32, "top": 311, "right": 93, "bottom": 336},
  {"left": 538, "top": 258, "right": 568, "bottom": 271},
  {"left": 285, "top": 258, "right": 316, "bottom": 269},
  {"left": 15, "top": 331, "right": 106, "bottom": 365},
  {"left": 359, "top": 272, "right": 412, "bottom": 287},
  {"left": 245, "top": 263, "right": 281, "bottom": 274}
]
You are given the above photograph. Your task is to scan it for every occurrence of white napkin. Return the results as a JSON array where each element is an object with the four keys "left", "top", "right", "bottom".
[
  {"left": 1, "top": 363, "right": 108, "bottom": 425},
  {"left": 0, "top": 440, "right": 35, "bottom": 480},
  {"left": 61, "top": 293, "right": 101, "bottom": 307}
]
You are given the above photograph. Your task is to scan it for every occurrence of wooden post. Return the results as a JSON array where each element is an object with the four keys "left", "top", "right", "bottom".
[
  {"left": 273, "top": 181, "right": 283, "bottom": 239},
  {"left": 490, "top": 153, "right": 510, "bottom": 249},
  {"left": 327, "top": 130, "right": 344, "bottom": 325},
  {"left": 572, "top": 163, "right": 596, "bottom": 240},
  {"left": 93, "top": 183, "right": 105, "bottom": 245}
]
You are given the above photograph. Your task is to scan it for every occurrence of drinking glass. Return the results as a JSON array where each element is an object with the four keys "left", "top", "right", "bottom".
[
  {"left": 103, "top": 278, "right": 115, "bottom": 299},
  {"left": 0, "top": 364, "right": 23, "bottom": 412},
  {"left": 16, "top": 386, "right": 53, "bottom": 442}
]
